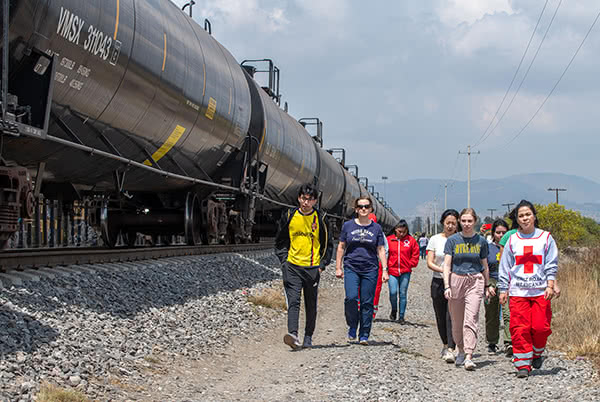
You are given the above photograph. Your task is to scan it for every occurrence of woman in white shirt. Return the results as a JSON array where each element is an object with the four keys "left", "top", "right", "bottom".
[{"left": 426, "top": 209, "right": 460, "bottom": 363}]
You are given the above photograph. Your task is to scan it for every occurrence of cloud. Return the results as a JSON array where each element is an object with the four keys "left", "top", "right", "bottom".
[
  {"left": 436, "top": 0, "right": 515, "bottom": 27},
  {"left": 294, "top": 0, "right": 348, "bottom": 21},
  {"left": 171, "top": 0, "right": 289, "bottom": 33}
]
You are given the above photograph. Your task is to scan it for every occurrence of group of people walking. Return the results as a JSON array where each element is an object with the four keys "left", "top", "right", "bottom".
[{"left": 275, "top": 184, "right": 559, "bottom": 378}]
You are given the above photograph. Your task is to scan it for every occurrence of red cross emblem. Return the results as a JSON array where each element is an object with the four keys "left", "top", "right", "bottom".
[{"left": 515, "top": 246, "right": 542, "bottom": 274}]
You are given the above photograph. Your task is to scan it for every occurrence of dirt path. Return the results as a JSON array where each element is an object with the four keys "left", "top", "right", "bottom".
[{"left": 123, "top": 259, "right": 600, "bottom": 401}]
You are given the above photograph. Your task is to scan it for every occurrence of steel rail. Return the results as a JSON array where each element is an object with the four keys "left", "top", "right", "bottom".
[{"left": 0, "top": 241, "right": 275, "bottom": 271}]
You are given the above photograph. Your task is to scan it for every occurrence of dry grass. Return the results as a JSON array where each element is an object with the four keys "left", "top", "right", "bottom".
[
  {"left": 143, "top": 354, "right": 161, "bottom": 364},
  {"left": 108, "top": 377, "right": 146, "bottom": 393},
  {"left": 36, "top": 382, "right": 89, "bottom": 402},
  {"left": 247, "top": 287, "right": 287, "bottom": 311},
  {"left": 550, "top": 248, "right": 600, "bottom": 365}
]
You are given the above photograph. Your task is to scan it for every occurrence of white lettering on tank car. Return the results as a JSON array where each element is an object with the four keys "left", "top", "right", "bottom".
[
  {"left": 186, "top": 100, "right": 200, "bottom": 111},
  {"left": 56, "top": 8, "right": 121, "bottom": 66},
  {"left": 60, "top": 57, "right": 76, "bottom": 70},
  {"left": 84, "top": 25, "right": 112, "bottom": 61},
  {"left": 69, "top": 79, "right": 84, "bottom": 91},
  {"left": 57, "top": 7, "right": 85, "bottom": 45},
  {"left": 77, "top": 65, "right": 91, "bottom": 77},
  {"left": 54, "top": 72, "right": 68, "bottom": 84},
  {"left": 109, "top": 40, "right": 122, "bottom": 66}
]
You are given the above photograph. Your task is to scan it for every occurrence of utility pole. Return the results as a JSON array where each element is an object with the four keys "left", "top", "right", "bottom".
[
  {"left": 433, "top": 198, "right": 438, "bottom": 234},
  {"left": 502, "top": 202, "right": 514, "bottom": 214},
  {"left": 548, "top": 188, "right": 567, "bottom": 204},
  {"left": 382, "top": 176, "right": 388, "bottom": 201},
  {"left": 459, "top": 145, "right": 480, "bottom": 208},
  {"left": 487, "top": 208, "right": 497, "bottom": 219},
  {"left": 444, "top": 183, "right": 448, "bottom": 210}
]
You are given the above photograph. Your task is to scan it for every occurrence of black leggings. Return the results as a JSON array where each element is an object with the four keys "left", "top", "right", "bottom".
[{"left": 431, "top": 277, "right": 455, "bottom": 349}]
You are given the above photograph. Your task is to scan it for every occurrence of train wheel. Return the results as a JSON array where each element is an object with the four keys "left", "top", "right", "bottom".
[{"left": 184, "top": 193, "right": 202, "bottom": 246}]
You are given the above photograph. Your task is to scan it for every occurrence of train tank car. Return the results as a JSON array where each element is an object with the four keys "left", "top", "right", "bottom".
[{"left": 0, "top": 0, "right": 399, "bottom": 247}]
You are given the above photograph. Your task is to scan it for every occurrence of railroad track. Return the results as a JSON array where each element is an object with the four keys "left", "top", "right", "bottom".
[{"left": 0, "top": 241, "right": 275, "bottom": 272}]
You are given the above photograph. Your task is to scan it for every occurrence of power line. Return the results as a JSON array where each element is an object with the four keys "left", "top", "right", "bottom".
[
  {"left": 487, "top": 208, "right": 497, "bottom": 219},
  {"left": 473, "top": 0, "right": 550, "bottom": 147},
  {"left": 502, "top": 8, "right": 600, "bottom": 149},
  {"left": 475, "top": 0, "right": 563, "bottom": 149}
]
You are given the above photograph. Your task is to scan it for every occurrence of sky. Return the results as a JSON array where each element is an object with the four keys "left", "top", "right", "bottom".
[{"left": 169, "top": 0, "right": 600, "bottom": 196}]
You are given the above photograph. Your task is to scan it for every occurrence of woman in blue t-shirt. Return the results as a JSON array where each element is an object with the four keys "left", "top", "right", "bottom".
[
  {"left": 443, "top": 208, "right": 493, "bottom": 371},
  {"left": 336, "top": 196, "right": 388, "bottom": 344}
]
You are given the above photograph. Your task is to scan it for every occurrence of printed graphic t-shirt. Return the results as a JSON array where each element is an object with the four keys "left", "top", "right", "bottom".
[
  {"left": 444, "top": 232, "right": 489, "bottom": 275},
  {"left": 340, "top": 219, "right": 385, "bottom": 272},
  {"left": 287, "top": 209, "right": 321, "bottom": 267},
  {"left": 487, "top": 241, "right": 501, "bottom": 279}
]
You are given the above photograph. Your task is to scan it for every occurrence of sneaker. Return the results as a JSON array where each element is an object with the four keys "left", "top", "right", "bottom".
[
  {"left": 517, "top": 368, "right": 529, "bottom": 378},
  {"left": 464, "top": 359, "right": 476, "bottom": 371},
  {"left": 398, "top": 318, "right": 406, "bottom": 325},
  {"left": 455, "top": 352, "right": 466, "bottom": 367},
  {"left": 347, "top": 327, "right": 357, "bottom": 342},
  {"left": 440, "top": 347, "right": 448, "bottom": 359},
  {"left": 532, "top": 356, "right": 544, "bottom": 369},
  {"left": 283, "top": 333, "right": 301, "bottom": 350},
  {"left": 389, "top": 310, "right": 397, "bottom": 321},
  {"left": 504, "top": 344, "right": 513, "bottom": 357},
  {"left": 443, "top": 349, "right": 456, "bottom": 363},
  {"left": 359, "top": 337, "right": 369, "bottom": 345},
  {"left": 487, "top": 344, "right": 498, "bottom": 355},
  {"left": 302, "top": 335, "right": 312, "bottom": 348}
]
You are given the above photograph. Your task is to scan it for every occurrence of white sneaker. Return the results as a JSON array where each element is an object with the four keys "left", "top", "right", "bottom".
[
  {"left": 455, "top": 352, "right": 466, "bottom": 366},
  {"left": 443, "top": 349, "right": 455, "bottom": 363},
  {"left": 283, "top": 333, "right": 301, "bottom": 350},
  {"left": 464, "top": 359, "right": 476, "bottom": 371}
]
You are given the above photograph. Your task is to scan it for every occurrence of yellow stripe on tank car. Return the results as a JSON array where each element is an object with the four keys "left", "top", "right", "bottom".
[
  {"left": 143, "top": 125, "right": 186, "bottom": 166},
  {"left": 162, "top": 34, "right": 167, "bottom": 71},
  {"left": 205, "top": 97, "right": 217, "bottom": 120},
  {"left": 114, "top": 0, "right": 120, "bottom": 40}
]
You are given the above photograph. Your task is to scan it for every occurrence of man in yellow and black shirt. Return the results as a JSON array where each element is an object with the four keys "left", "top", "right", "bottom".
[{"left": 275, "top": 184, "right": 333, "bottom": 350}]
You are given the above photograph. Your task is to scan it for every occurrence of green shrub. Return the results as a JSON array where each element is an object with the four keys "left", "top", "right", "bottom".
[{"left": 535, "top": 203, "right": 600, "bottom": 247}]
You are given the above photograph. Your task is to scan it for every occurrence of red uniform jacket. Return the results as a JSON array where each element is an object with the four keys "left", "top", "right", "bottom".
[{"left": 387, "top": 234, "right": 420, "bottom": 276}]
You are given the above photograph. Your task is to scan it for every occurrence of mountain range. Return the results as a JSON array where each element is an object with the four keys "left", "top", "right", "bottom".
[{"left": 373, "top": 173, "right": 600, "bottom": 221}]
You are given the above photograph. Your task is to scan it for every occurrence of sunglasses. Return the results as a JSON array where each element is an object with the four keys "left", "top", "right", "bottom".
[{"left": 356, "top": 204, "right": 371, "bottom": 209}]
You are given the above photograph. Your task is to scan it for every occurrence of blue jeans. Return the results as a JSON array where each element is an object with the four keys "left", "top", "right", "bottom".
[
  {"left": 344, "top": 267, "right": 378, "bottom": 339},
  {"left": 389, "top": 272, "right": 411, "bottom": 319}
]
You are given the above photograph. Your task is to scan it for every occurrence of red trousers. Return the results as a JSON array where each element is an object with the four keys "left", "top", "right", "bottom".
[
  {"left": 372, "top": 264, "right": 383, "bottom": 317},
  {"left": 510, "top": 295, "right": 552, "bottom": 371}
]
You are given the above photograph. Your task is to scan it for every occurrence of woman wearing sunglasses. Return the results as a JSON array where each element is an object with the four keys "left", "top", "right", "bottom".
[{"left": 336, "top": 196, "right": 388, "bottom": 344}]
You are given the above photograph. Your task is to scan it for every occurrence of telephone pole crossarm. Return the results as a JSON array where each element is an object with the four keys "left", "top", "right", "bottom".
[
  {"left": 547, "top": 188, "right": 567, "bottom": 204},
  {"left": 502, "top": 202, "right": 514, "bottom": 213}
]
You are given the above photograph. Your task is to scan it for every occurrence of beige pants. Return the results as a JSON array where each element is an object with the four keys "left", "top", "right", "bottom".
[{"left": 448, "top": 273, "right": 484, "bottom": 354}]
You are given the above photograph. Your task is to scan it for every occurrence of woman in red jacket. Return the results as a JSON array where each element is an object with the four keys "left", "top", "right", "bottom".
[{"left": 387, "top": 220, "right": 420, "bottom": 323}]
